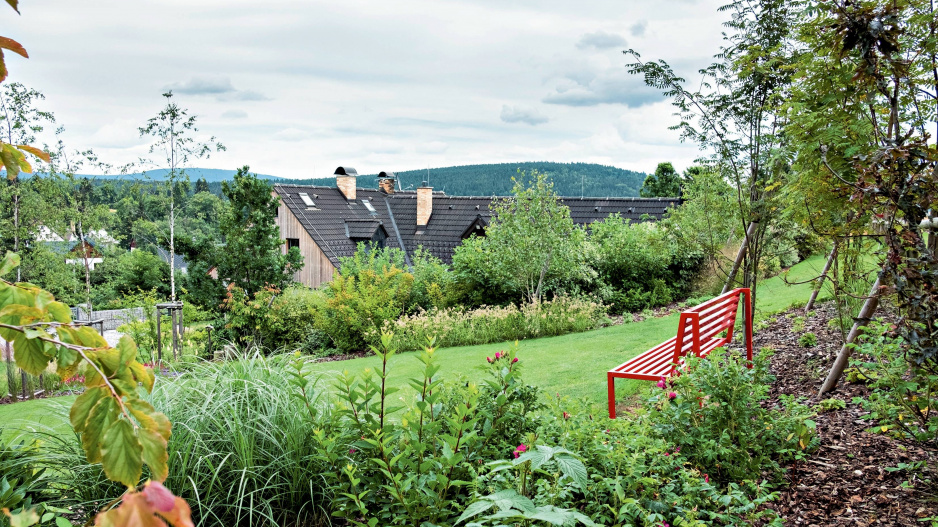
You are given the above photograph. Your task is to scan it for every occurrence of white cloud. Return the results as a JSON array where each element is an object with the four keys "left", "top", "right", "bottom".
[
  {"left": 221, "top": 109, "right": 248, "bottom": 119},
  {"left": 576, "top": 31, "right": 627, "bottom": 50},
  {"left": 7, "top": 0, "right": 728, "bottom": 179},
  {"left": 500, "top": 105, "right": 549, "bottom": 125}
]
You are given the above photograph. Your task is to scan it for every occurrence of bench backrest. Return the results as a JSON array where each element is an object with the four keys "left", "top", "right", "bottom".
[{"left": 670, "top": 288, "right": 751, "bottom": 368}]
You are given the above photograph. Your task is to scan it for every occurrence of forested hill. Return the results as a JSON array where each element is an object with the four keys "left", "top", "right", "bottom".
[{"left": 289, "top": 162, "right": 648, "bottom": 197}]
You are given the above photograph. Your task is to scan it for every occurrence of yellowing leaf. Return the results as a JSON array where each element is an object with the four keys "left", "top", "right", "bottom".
[
  {"left": 13, "top": 332, "right": 52, "bottom": 375},
  {"left": 15, "top": 145, "right": 49, "bottom": 163},
  {"left": 70, "top": 386, "right": 107, "bottom": 433},
  {"left": 101, "top": 419, "right": 143, "bottom": 487},
  {"left": 3, "top": 507, "right": 40, "bottom": 527},
  {"left": 5, "top": 0, "right": 20, "bottom": 14},
  {"left": 94, "top": 492, "right": 166, "bottom": 527},
  {"left": 138, "top": 428, "right": 169, "bottom": 482},
  {"left": 0, "top": 251, "right": 19, "bottom": 276},
  {"left": 0, "top": 36, "right": 26, "bottom": 58},
  {"left": 83, "top": 396, "right": 118, "bottom": 463}
]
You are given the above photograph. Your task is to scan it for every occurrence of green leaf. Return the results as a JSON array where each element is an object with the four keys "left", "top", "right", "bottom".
[
  {"left": 0, "top": 251, "right": 19, "bottom": 276},
  {"left": 55, "top": 517, "right": 74, "bottom": 527},
  {"left": 46, "top": 301, "right": 71, "bottom": 323},
  {"left": 101, "top": 419, "right": 143, "bottom": 487},
  {"left": 82, "top": 396, "right": 118, "bottom": 463},
  {"left": 69, "top": 386, "right": 106, "bottom": 433},
  {"left": 455, "top": 500, "right": 494, "bottom": 524},
  {"left": 554, "top": 454, "right": 589, "bottom": 489},
  {"left": 12, "top": 332, "right": 52, "bottom": 375},
  {"left": 138, "top": 427, "right": 168, "bottom": 482}
]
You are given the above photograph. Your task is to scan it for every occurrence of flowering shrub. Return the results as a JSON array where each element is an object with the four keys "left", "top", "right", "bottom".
[
  {"left": 372, "top": 296, "right": 607, "bottom": 351},
  {"left": 644, "top": 351, "right": 817, "bottom": 485}
]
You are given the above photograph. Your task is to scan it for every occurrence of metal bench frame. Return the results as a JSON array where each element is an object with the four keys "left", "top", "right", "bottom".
[{"left": 606, "top": 288, "right": 753, "bottom": 419}]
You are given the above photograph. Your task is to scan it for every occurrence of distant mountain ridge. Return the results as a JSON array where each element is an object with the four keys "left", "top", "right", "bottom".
[
  {"left": 291, "top": 162, "right": 649, "bottom": 197},
  {"left": 43, "top": 162, "right": 649, "bottom": 198}
]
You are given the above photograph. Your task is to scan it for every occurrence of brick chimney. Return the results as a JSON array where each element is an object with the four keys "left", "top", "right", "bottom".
[
  {"left": 417, "top": 182, "right": 432, "bottom": 227},
  {"left": 378, "top": 171, "right": 396, "bottom": 194},
  {"left": 335, "top": 166, "right": 358, "bottom": 200}
]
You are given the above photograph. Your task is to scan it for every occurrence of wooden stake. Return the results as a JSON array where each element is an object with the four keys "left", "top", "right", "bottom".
[
  {"left": 805, "top": 244, "right": 838, "bottom": 315},
  {"left": 818, "top": 275, "right": 883, "bottom": 397},
  {"left": 156, "top": 308, "right": 163, "bottom": 364},
  {"left": 723, "top": 222, "right": 759, "bottom": 294}
]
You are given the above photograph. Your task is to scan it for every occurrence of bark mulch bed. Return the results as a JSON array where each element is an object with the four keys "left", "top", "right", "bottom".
[{"left": 752, "top": 301, "right": 936, "bottom": 526}]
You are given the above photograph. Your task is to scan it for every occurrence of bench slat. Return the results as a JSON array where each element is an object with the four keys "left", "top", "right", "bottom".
[{"left": 607, "top": 288, "right": 754, "bottom": 419}]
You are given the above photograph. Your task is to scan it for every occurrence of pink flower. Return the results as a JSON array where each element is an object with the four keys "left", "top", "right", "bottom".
[
  {"left": 513, "top": 444, "right": 527, "bottom": 458},
  {"left": 349, "top": 448, "right": 357, "bottom": 454},
  {"left": 704, "top": 473, "right": 709, "bottom": 483},
  {"left": 664, "top": 452, "right": 669, "bottom": 456},
  {"left": 667, "top": 391, "right": 677, "bottom": 400},
  {"left": 563, "top": 412, "right": 570, "bottom": 419},
  {"left": 486, "top": 357, "right": 492, "bottom": 363},
  {"left": 495, "top": 352, "right": 502, "bottom": 359},
  {"left": 512, "top": 357, "right": 518, "bottom": 363},
  {"left": 675, "top": 447, "right": 680, "bottom": 453},
  {"left": 657, "top": 377, "right": 667, "bottom": 389}
]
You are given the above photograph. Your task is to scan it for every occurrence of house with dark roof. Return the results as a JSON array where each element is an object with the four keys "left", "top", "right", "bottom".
[{"left": 274, "top": 167, "right": 682, "bottom": 288}]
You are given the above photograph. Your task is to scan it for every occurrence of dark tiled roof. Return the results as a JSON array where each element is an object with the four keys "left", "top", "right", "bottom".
[{"left": 275, "top": 183, "right": 681, "bottom": 267}]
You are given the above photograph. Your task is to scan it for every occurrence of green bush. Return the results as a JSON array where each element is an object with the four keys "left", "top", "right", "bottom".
[
  {"left": 589, "top": 215, "right": 702, "bottom": 314},
  {"left": 319, "top": 266, "right": 414, "bottom": 351},
  {"left": 376, "top": 296, "right": 607, "bottom": 351},
  {"left": 851, "top": 321, "right": 938, "bottom": 447},
  {"left": 644, "top": 352, "right": 817, "bottom": 485}
]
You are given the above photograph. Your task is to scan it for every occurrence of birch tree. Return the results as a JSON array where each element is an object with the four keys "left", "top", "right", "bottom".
[{"left": 138, "top": 91, "right": 224, "bottom": 302}]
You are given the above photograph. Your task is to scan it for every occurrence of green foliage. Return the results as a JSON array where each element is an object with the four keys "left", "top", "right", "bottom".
[
  {"left": 296, "top": 162, "right": 649, "bottom": 197},
  {"left": 320, "top": 265, "right": 414, "bottom": 351},
  {"left": 851, "top": 321, "right": 938, "bottom": 447},
  {"left": 798, "top": 332, "right": 817, "bottom": 348},
  {"left": 221, "top": 283, "right": 328, "bottom": 352},
  {"left": 454, "top": 170, "right": 587, "bottom": 304},
  {"left": 90, "top": 249, "right": 171, "bottom": 303},
  {"left": 0, "top": 436, "right": 46, "bottom": 513},
  {"left": 215, "top": 166, "right": 303, "bottom": 295},
  {"left": 380, "top": 297, "right": 607, "bottom": 351},
  {"left": 589, "top": 214, "right": 702, "bottom": 313},
  {"left": 644, "top": 352, "right": 817, "bottom": 485},
  {"left": 640, "top": 162, "right": 683, "bottom": 198}
]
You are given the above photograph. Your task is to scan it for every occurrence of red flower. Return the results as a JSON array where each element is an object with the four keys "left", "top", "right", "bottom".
[
  {"left": 512, "top": 357, "right": 518, "bottom": 363},
  {"left": 656, "top": 377, "right": 667, "bottom": 389},
  {"left": 486, "top": 357, "right": 492, "bottom": 363},
  {"left": 563, "top": 412, "right": 570, "bottom": 419},
  {"left": 667, "top": 391, "right": 677, "bottom": 400}
]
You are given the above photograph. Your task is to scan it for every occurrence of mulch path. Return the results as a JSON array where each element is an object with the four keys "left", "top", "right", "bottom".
[{"left": 752, "top": 301, "right": 937, "bottom": 525}]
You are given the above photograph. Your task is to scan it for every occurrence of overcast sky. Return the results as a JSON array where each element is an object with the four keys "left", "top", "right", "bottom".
[{"left": 7, "top": 0, "right": 727, "bottom": 179}]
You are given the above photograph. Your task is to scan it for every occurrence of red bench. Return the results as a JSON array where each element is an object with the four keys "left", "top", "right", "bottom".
[{"left": 606, "top": 288, "right": 753, "bottom": 419}]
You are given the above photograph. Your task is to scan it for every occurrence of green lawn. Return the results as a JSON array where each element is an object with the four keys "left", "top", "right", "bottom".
[{"left": 0, "top": 254, "right": 832, "bottom": 441}]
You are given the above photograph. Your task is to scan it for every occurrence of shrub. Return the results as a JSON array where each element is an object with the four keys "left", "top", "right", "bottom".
[
  {"left": 851, "top": 321, "right": 938, "bottom": 447},
  {"left": 644, "top": 352, "right": 816, "bottom": 485},
  {"left": 319, "top": 266, "right": 414, "bottom": 351},
  {"left": 375, "top": 296, "right": 606, "bottom": 351},
  {"left": 221, "top": 284, "right": 329, "bottom": 352},
  {"left": 799, "top": 332, "right": 817, "bottom": 347}
]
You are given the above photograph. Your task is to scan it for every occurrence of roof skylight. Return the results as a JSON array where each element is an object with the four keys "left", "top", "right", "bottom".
[
  {"left": 299, "top": 193, "right": 315, "bottom": 207},
  {"left": 362, "top": 199, "right": 377, "bottom": 213}
]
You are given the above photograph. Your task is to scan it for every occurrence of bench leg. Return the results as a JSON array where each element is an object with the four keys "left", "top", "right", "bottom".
[{"left": 607, "top": 373, "right": 616, "bottom": 419}]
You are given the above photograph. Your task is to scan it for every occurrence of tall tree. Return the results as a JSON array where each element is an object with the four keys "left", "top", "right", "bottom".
[
  {"left": 215, "top": 166, "right": 303, "bottom": 295},
  {"left": 786, "top": 0, "right": 938, "bottom": 390},
  {"left": 138, "top": 91, "right": 224, "bottom": 302},
  {"left": 0, "top": 83, "right": 54, "bottom": 281},
  {"left": 472, "top": 170, "right": 585, "bottom": 304},
  {"left": 626, "top": 0, "right": 797, "bottom": 310},
  {"left": 640, "top": 162, "right": 684, "bottom": 197},
  {"left": 194, "top": 176, "right": 210, "bottom": 194}
]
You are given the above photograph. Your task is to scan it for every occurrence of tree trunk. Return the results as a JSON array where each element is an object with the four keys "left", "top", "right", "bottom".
[
  {"left": 723, "top": 221, "right": 759, "bottom": 294},
  {"left": 169, "top": 200, "right": 176, "bottom": 302},
  {"left": 818, "top": 274, "right": 883, "bottom": 397},
  {"left": 78, "top": 219, "right": 93, "bottom": 320},
  {"left": 13, "top": 188, "right": 20, "bottom": 282},
  {"left": 805, "top": 243, "right": 838, "bottom": 315}
]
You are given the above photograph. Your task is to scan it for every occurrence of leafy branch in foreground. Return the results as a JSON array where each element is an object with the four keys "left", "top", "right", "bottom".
[{"left": 0, "top": 251, "right": 192, "bottom": 527}]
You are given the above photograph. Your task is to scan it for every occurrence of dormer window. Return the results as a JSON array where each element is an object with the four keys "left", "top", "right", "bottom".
[{"left": 299, "top": 192, "right": 316, "bottom": 208}]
